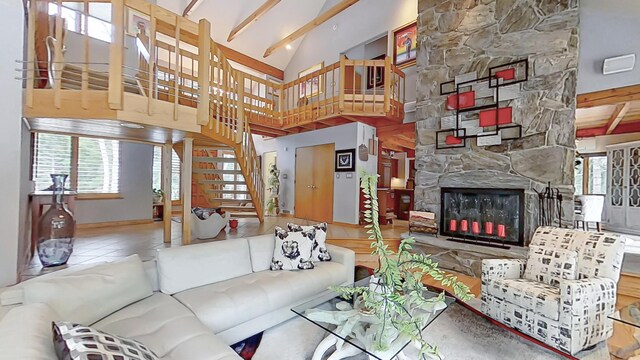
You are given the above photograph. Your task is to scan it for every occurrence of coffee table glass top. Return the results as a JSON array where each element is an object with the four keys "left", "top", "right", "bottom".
[
  {"left": 291, "top": 278, "right": 455, "bottom": 360},
  {"left": 609, "top": 302, "right": 640, "bottom": 329}
]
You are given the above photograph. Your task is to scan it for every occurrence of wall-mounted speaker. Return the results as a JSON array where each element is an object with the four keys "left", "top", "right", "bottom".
[{"left": 603, "top": 54, "right": 636, "bottom": 75}]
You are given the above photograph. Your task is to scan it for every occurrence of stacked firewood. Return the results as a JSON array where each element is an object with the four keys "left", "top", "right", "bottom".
[{"left": 409, "top": 211, "right": 438, "bottom": 234}]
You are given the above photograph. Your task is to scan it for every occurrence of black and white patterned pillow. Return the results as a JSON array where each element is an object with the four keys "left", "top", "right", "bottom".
[
  {"left": 270, "top": 226, "right": 315, "bottom": 271},
  {"left": 287, "top": 222, "right": 331, "bottom": 262},
  {"left": 523, "top": 246, "right": 578, "bottom": 287},
  {"left": 53, "top": 321, "right": 158, "bottom": 360}
]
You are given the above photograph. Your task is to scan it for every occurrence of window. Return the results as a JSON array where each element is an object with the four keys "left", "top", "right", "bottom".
[
  {"left": 48, "top": 2, "right": 112, "bottom": 43},
  {"left": 152, "top": 146, "right": 181, "bottom": 201},
  {"left": 33, "top": 133, "right": 120, "bottom": 194},
  {"left": 575, "top": 154, "right": 607, "bottom": 195}
]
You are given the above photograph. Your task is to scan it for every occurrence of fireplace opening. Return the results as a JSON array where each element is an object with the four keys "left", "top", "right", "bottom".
[{"left": 440, "top": 188, "right": 525, "bottom": 248}]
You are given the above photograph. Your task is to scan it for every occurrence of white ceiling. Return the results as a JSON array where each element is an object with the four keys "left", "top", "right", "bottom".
[{"left": 158, "top": 0, "right": 329, "bottom": 71}]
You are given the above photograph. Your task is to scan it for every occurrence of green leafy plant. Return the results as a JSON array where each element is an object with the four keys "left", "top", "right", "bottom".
[
  {"left": 332, "top": 171, "right": 473, "bottom": 359},
  {"left": 265, "top": 162, "right": 280, "bottom": 215},
  {"left": 152, "top": 188, "right": 164, "bottom": 203}
]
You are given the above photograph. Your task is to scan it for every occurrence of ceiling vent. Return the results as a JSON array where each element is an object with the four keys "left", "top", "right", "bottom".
[{"left": 603, "top": 54, "right": 636, "bottom": 75}]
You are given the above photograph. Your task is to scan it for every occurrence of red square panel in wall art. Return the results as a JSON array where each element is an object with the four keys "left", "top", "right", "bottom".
[
  {"left": 445, "top": 135, "right": 463, "bottom": 145},
  {"left": 446, "top": 91, "right": 475, "bottom": 110},
  {"left": 479, "top": 107, "right": 513, "bottom": 127},
  {"left": 495, "top": 68, "right": 515, "bottom": 81}
]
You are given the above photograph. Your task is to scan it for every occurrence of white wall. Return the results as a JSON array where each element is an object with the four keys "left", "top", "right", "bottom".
[
  {"left": 284, "top": 0, "right": 417, "bottom": 83},
  {"left": 253, "top": 122, "right": 377, "bottom": 224},
  {"left": 0, "top": 0, "right": 25, "bottom": 286},
  {"left": 74, "top": 142, "right": 154, "bottom": 224},
  {"left": 577, "top": 0, "right": 640, "bottom": 93}
]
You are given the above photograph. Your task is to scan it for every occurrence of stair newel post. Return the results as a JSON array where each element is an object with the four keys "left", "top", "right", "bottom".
[
  {"left": 236, "top": 72, "right": 245, "bottom": 144},
  {"left": 384, "top": 56, "right": 391, "bottom": 113},
  {"left": 162, "top": 142, "right": 173, "bottom": 244},
  {"left": 197, "top": 19, "right": 211, "bottom": 126},
  {"left": 53, "top": 0, "right": 63, "bottom": 109},
  {"left": 108, "top": 0, "right": 124, "bottom": 110},
  {"left": 339, "top": 55, "right": 346, "bottom": 112},
  {"left": 181, "top": 138, "right": 194, "bottom": 245}
]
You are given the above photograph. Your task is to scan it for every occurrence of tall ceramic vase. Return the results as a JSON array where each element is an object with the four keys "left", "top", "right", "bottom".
[{"left": 37, "top": 174, "right": 76, "bottom": 267}]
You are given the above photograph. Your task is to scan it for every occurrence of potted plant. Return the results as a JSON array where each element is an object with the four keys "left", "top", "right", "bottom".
[
  {"left": 266, "top": 162, "right": 280, "bottom": 215},
  {"left": 332, "top": 171, "right": 473, "bottom": 359},
  {"left": 152, "top": 188, "right": 164, "bottom": 204}
]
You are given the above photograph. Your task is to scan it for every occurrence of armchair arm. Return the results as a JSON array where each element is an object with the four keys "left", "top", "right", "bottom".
[
  {"left": 559, "top": 277, "right": 617, "bottom": 354},
  {"left": 481, "top": 258, "right": 526, "bottom": 281},
  {"left": 326, "top": 244, "right": 355, "bottom": 284}
]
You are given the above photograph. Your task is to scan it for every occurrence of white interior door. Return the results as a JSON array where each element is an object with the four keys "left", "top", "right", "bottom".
[
  {"left": 626, "top": 145, "right": 640, "bottom": 230},
  {"left": 607, "top": 148, "right": 626, "bottom": 228}
]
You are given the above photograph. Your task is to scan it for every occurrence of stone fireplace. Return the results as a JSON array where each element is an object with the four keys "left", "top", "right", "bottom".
[{"left": 414, "top": 0, "right": 578, "bottom": 247}]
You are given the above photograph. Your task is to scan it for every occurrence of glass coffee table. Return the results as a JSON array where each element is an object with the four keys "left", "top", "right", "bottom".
[
  {"left": 291, "top": 278, "right": 454, "bottom": 360},
  {"left": 609, "top": 301, "right": 640, "bottom": 329}
]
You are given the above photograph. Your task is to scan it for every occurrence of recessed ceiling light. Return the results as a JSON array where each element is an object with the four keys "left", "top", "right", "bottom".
[
  {"left": 120, "top": 123, "right": 144, "bottom": 129},
  {"left": 285, "top": 44, "right": 292, "bottom": 50}
]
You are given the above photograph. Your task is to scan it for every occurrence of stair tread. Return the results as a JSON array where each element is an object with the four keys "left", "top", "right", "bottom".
[
  {"left": 199, "top": 180, "right": 246, "bottom": 185},
  {"left": 193, "top": 169, "right": 242, "bottom": 174},
  {"left": 206, "top": 190, "right": 250, "bottom": 194},
  {"left": 193, "top": 157, "right": 238, "bottom": 163}
]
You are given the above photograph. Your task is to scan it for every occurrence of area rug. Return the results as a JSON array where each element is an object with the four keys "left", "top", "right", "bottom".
[{"left": 251, "top": 300, "right": 610, "bottom": 360}]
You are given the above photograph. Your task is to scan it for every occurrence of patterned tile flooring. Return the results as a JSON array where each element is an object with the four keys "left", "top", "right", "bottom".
[{"left": 22, "top": 217, "right": 409, "bottom": 280}]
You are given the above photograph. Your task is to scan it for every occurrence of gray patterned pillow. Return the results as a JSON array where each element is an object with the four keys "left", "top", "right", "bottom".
[
  {"left": 53, "top": 321, "right": 158, "bottom": 360},
  {"left": 270, "top": 226, "right": 315, "bottom": 271},
  {"left": 287, "top": 222, "right": 331, "bottom": 261},
  {"left": 523, "top": 246, "right": 578, "bottom": 287}
]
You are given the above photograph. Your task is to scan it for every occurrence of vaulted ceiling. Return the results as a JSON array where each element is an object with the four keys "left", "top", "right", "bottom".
[{"left": 159, "top": 0, "right": 330, "bottom": 71}]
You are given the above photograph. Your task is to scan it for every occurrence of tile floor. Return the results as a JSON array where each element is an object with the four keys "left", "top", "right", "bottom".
[{"left": 22, "top": 217, "right": 409, "bottom": 280}]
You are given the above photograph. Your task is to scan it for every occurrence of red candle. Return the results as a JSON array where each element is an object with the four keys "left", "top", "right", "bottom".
[
  {"left": 497, "top": 224, "right": 506, "bottom": 238},
  {"left": 485, "top": 222, "right": 494, "bottom": 235},
  {"left": 460, "top": 220, "right": 468, "bottom": 232},
  {"left": 471, "top": 221, "right": 480, "bottom": 234},
  {"left": 449, "top": 219, "right": 457, "bottom": 232}
]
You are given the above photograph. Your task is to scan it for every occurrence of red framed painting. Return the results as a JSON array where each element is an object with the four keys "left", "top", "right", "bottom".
[{"left": 392, "top": 20, "right": 417, "bottom": 69}]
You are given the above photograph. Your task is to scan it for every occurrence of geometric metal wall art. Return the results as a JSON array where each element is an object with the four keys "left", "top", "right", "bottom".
[{"left": 436, "top": 59, "right": 528, "bottom": 149}]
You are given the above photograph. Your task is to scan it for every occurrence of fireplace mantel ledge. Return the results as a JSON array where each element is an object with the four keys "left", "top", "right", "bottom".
[{"left": 402, "top": 232, "right": 528, "bottom": 259}]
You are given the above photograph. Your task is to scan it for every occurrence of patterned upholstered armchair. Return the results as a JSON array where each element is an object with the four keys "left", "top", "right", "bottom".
[{"left": 481, "top": 227, "right": 627, "bottom": 355}]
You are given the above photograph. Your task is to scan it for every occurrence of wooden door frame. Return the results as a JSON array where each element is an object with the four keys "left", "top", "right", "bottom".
[{"left": 294, "top": 143, "right": 335, "bottom": 223}]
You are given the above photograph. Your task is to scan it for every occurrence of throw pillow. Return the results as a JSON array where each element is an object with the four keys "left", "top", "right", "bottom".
[
  {"left": 270, "top": 226, "right": 315, "bottom": 271},
  {"left": 523, "top": 246, "right": 578, "bottom": 287},
  {"left": 52, "top": 321, "right": 159, "bottom": 360},
  {"left": 287, "top": 222, "right": 332, "bottom": 262}
]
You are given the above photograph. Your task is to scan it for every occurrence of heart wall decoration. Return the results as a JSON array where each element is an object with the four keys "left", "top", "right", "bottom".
[{"left": 335, "top": 149, "right": 356, "bottom": 172}]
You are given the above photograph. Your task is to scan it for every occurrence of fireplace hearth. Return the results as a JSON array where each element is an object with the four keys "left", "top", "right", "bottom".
[{"left": 440, "top": 188, "right": 525, "bottom": 248}]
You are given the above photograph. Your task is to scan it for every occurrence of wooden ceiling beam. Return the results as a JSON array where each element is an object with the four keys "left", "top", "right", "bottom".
[
  {"left": 577, "top": 120, "right": 640, "bottom": 138},
  {"left": 263, "top": 0, "right": 360, "bottom": 58},
  {"left": 577, "top": 84, "right": 640, "bottom": 108},
  {"left": 605, "top": 102, "right": 631, "bottom": 135},
  {"left": 227, "top": 0, "right": 281, "bottom": 42},
  {"left": 376, "top": 123, "right": 415, "bottom": 138},
  {"left": 182, "top": 0, "right": 204, "bottom": 17},
  {"left": 216, "top": 43, "right": 284, "bottom": 80},
  {"left": 381, "top": 136, "right": 415, "bottom": 150},
  {"left": 380, "top": 141, "right": 403, "bottom": 152}
]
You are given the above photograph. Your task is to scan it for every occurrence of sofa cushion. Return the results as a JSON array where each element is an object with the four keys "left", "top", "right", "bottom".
[
  {"left": 53, "top": 321, "right": 159, "bottom": 360},
  {"left": 287, "top": 222, "right": 331, "bottom": 261},
  {"left": 92, "top": 293, "right": 240, "bottom": 360},
  {"left": 22, "top": 255, "right": 153, "bottom": 325},
  {"left": 173, "top": 261, "right": 348, "bottom": 334},
  {"left": 247, "top": 235, "right": 276, "bottom": 272},
  {"left": 487, "top": 278, "right": 560, "bottom": 321},
  {"left": 523, "top": 246, "right": 578, "bottom": 287},
  {"left": 0, "top": 303, "right": 60, "bottom": 360},
  {"left": 156, "top": 239, "right": 253, "bottom": 295},
  {"left": 270, "top": 226, "right": 315, "bottom": 270}
]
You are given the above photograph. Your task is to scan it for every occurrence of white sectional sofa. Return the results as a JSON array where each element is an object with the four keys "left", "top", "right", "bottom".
[{"left": 0, "top": 234, "right": 355, "bottom": 360}]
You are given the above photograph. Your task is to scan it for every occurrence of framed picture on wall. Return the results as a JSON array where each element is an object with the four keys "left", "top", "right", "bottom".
[
  {"left": 298, "top": 62, "right": 324, "bottom": 99},
  {"left": 335, "top": 149, "right": 356, "bottom": 172},
  {"left": 366, "top": 54, "right": 386, "bottom": 89},
  {"left": 392, "top": 21, "right": 417, "bottom": 69}
]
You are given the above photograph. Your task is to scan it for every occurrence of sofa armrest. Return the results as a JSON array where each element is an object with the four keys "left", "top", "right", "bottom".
[
  {"left": 559, "top": 277, "right": 617, "bottom": 354},
  {"left": 326, "top": 244, "right": 355, "bottom": 284},
  {"left": 481, "top": 258, "right": 526, "bottom": 281}
]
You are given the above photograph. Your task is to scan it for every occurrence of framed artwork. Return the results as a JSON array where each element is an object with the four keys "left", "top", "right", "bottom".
[
  {"left": 392, "top": 21, "right": 417, "bottom": 69},
  {"left": 127, "top": 8, "right": 151, "bottom": 37},
  {"left": 298, "top": 62, "right": 324, "bottom": 99},
  {"left": 335, "top": 149, "right": 356, "bottom": 172},
  {"left": 366, "top": 54, "right": 386, "bottom": 89}
]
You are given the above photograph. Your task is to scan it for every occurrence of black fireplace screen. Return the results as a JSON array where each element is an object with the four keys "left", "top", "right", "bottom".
[{"left": 440, "top": 188, "right": 525, "bottom": 247}]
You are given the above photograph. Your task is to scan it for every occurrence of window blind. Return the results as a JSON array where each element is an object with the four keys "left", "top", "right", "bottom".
[
  {"left": 152, "top": 146, "right": 181, "bottom": 201},
  {"left": 33, "top": 133, "right": 72, "bottom": 191},
  {"left": 77, "top": 137, "right": 120, "bottom": 193}
]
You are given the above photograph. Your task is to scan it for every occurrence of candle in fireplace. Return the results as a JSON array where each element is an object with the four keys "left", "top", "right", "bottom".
[
  {"left": 449, "top": 219, "right": 457, "bottom": 232},
  {"left": 460, "top": 219, "right": 468, "bottom": 232},
  {"left": 471, "top": 221, "right": 480, "bottom": 234},
  {"left": 497, "top": 224, "right": 506, "bottom": 238},
  {"left": 485, "top": 222, "right": 494, "bottom": 235}
]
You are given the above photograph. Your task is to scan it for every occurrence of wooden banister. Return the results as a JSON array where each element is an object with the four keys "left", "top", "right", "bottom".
[
  {"left": 108, "top": 0, "right": 124, "bottom": 110},
  {"left": 197, "top": 19, "right": 211, "bottom": 125}
]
